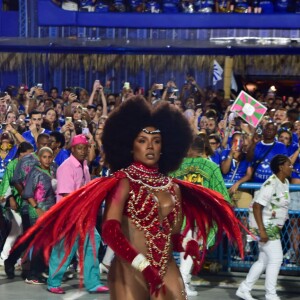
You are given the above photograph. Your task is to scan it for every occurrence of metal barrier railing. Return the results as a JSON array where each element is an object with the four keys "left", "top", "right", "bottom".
[{"left": 224, "top": 182, "right": 300, "bottom": 274}]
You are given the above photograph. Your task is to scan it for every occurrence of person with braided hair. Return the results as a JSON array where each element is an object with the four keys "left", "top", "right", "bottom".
[
  {"left": 236, "top": 154, "right": 292, "bottom": 300},
  {"left": 12, "top": 96, "right": 243, "bottom": 299}
]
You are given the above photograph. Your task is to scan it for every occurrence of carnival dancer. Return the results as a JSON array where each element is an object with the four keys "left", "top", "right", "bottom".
[
  {"left": 171, "top": 134, "right": 231, "bottom": 296},
  {"left": 12, "top": 96, "right": 243, "bottom": 299}
]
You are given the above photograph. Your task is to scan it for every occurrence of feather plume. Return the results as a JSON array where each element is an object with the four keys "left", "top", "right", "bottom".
[
  {"left": 173, "top": 178, "right": 244, "bottom": 263},
  {"left": 12, "top": 176, "right": 119, "bottom": 286}
]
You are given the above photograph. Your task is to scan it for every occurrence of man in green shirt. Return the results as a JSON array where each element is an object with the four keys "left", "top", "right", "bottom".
[{"left": 171, "top": 134, "right": 231, "bottom": 296}]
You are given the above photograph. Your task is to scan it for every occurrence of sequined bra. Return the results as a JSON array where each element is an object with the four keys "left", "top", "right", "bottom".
[{"left": 122, "top": 162, "right": 180, "bottom": 278}]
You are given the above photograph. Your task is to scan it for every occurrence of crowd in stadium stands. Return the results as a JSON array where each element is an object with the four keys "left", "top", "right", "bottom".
[
  {"left": 0, "top": 76, "right": 299, "bottom": 284},
  {"left": 52, "top": 0, "right": 300, "bottom": 14}
]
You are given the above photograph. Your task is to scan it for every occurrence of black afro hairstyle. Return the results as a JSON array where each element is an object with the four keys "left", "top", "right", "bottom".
[{"left": 102, "top": 96, "right": 193, "bottom": 174}]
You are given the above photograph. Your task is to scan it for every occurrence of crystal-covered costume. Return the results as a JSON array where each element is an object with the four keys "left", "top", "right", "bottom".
[{"left": 13, "top": 162, "right": 243, "bottom": 299}]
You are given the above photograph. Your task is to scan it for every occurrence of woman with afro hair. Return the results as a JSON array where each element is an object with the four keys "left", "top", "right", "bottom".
[{"left": 12, "top": 96, "right": 243, "bottom": 299}]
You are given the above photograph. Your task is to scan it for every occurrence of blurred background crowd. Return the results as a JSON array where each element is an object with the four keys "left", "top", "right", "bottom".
[{"left": 52, "top": 0, "right": 300, "bottom": 14}]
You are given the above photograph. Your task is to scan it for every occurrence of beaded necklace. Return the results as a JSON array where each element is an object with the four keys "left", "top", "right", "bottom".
[{"left": 123, "top": 162, "right": 180, "bottom": 279}]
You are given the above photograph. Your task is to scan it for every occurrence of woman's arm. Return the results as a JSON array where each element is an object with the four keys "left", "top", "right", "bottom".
[
  {"left": 253, "top": 202, "right": 268, "bottom": 243},
  {"left": 229, "top": 166, "right": 253, "bottom": 194},
  {"left": 99, "top": 86, "right": 108, "bottom": 117},
  {"left": 220, "top": 150, "right": 234, "bottom": 174},
  {"left": 290, "top": 147, "right": 300, "bottom": 165},
  {"left": 6, "top": 123, "right": 26, "bottom": 143},
  {"left": 23, "top": 170, "right": 45, "bottom": 217},
  {"left": 87, "top": 133, "right": 96, "bottom": 165}
]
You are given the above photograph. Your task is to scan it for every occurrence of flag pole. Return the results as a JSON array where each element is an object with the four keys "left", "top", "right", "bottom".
[{"left": 223, "top": 56, "right": 233, "bottom": 99}]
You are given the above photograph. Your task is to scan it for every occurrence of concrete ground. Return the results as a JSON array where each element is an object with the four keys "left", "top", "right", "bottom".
[{"left": 0, "top": 266, "right": 299, "bottom": 300}]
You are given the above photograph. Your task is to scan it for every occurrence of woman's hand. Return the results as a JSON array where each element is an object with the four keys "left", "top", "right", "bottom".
[
  {"left": 195, "top": 108, "right": 202, "bottom": 118},
  {"left": 68, "top": 93, "right": 77, "bottom": 103},
  {"left": 218, "top": 120, "right": 226, "bottom": 130},
  {"left": 229, "top": 182, "right": 240, "bottom": 195},
  {"left": 36, "top": 208, "right": 45, "bottom": 217},
  {"left": 184, "top": 239, "right": 201, "bottom": 275},
  {"left": 9, "top": 197, "right": 18, "bottom": 211},
  {"left": 142, "top": 265, "right": 165, "bottom": 296},
  {"left": 259, "top": 229, "right": 269, "bottom": 243},
  {"left": 5, "top": 123, "right": 16, "bottom": 133},
  {"left": 93, "top": 80, "right": 101, "bottom": 92}
]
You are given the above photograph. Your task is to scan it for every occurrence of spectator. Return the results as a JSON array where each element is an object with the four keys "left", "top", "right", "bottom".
[
  {"left": 273, "top": 108, "right": 288, "bottom": 125},
  {"left": 60, "top": 120, "right": 76, "bottom": 150},
  {"left": 49, "top": 87, "right": 59, "bottom": 101},
  {"left": 54, "top": 102, "right": 65, "bottom": 126},
  {"left": 5, "top": 111, "right": 17, "bottom": 124},
  {"left": 87, "top": 104, "right": 97, "bottom": 121},
  {"left": 79, "top": 88, "right": 89, "bottom": 105},
  {"left": 220, "top": 132, "right": 252, "bottom": 203},
  {"left": 22, "top": 110, "right": 51, "bottom": 151},
  {"left": 43, "top": 108, "right": 60, "bottom": 131},
  {"left": 208, "top": 133, "right": 222, "bottom": 165},
  {"left": 278, "top": 128, "right": 297, "bottom": 158},
  {"left": 49, "top": 131, "right": 70, "bottom": 166},
  {"left": 250, "top": 122, "right": 288, "bottom": 183},
  {"left": 71, "top": 105, "right": 83, "bottom": 122}
]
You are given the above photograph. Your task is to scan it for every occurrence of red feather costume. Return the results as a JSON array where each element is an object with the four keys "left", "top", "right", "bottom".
[{"left": 13, "top": 162, "right": 244, "bottom": 287}]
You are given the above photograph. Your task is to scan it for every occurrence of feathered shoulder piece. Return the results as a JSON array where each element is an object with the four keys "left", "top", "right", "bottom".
[
  {"left": 12, "top": 171, "right": 126, "bottom": 277},
  {"left": 173, "top": 178, "right": 244, "bottom": 259}
]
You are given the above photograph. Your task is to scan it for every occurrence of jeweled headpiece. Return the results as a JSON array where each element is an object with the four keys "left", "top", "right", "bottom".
[{"left": 142, "top": 128, "right": 161, "bottom": 134}]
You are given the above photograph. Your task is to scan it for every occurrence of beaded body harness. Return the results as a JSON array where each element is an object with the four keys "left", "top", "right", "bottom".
[{"left": 122, "top": 162, "right": 180, "bottom": 279}]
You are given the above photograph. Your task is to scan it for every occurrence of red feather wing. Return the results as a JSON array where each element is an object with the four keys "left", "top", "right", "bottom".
[
  {"left": 173, "top": 178, "right": 244, "bottom": 260},
  {"left": 12, "top": 174, "right": 122, "bottom": 283}
]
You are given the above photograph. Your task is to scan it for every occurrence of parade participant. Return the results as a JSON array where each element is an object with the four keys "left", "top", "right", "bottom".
[
  {"left": 22, "top": 147, "right": 57, "bottom": 284},
  {"left": 250, "top": 122, "right": 287, "bottom": 183},
  {"left": 47, "top": 134, "right": 108, "bottom": 294},
  {"left": 12, "top": 96, "right": 243, "bottom": 299},
  {"left": 0, "top": 142, "right": 34, "bottom": 266},
  {"left": 236, "top": 155, "right": 292, "bottom": 300},
  {"left": 4, "top": 134, "right": 54, "bottom": 279},
  {"left": 171, "top": 134, "right": 231, "bottom": 296},
  {"left": 0, "top": 132, "right": 18, "bottom": 181}
]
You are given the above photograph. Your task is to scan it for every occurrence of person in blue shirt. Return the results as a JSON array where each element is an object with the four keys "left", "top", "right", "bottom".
[
  {"left": 221, "top": 131, "right": 252, "bottom": 195},
  {"left": 22, "top": 110, "right": 51, "bottom": 151},
  {"left": 251, "top": 122, "right": 288, "bottom": 183},
  {"left": 49, "top": 132, "right": 70, "bottom": 166},
  {"left": 208, "top": 134, "right": 222, "bottom": 166},
  {"left": 277, "top": 128, "right": 298, "bottom": 158},
  {"left": 259, "top": 0, "right": 274, "bottom": 13}
]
